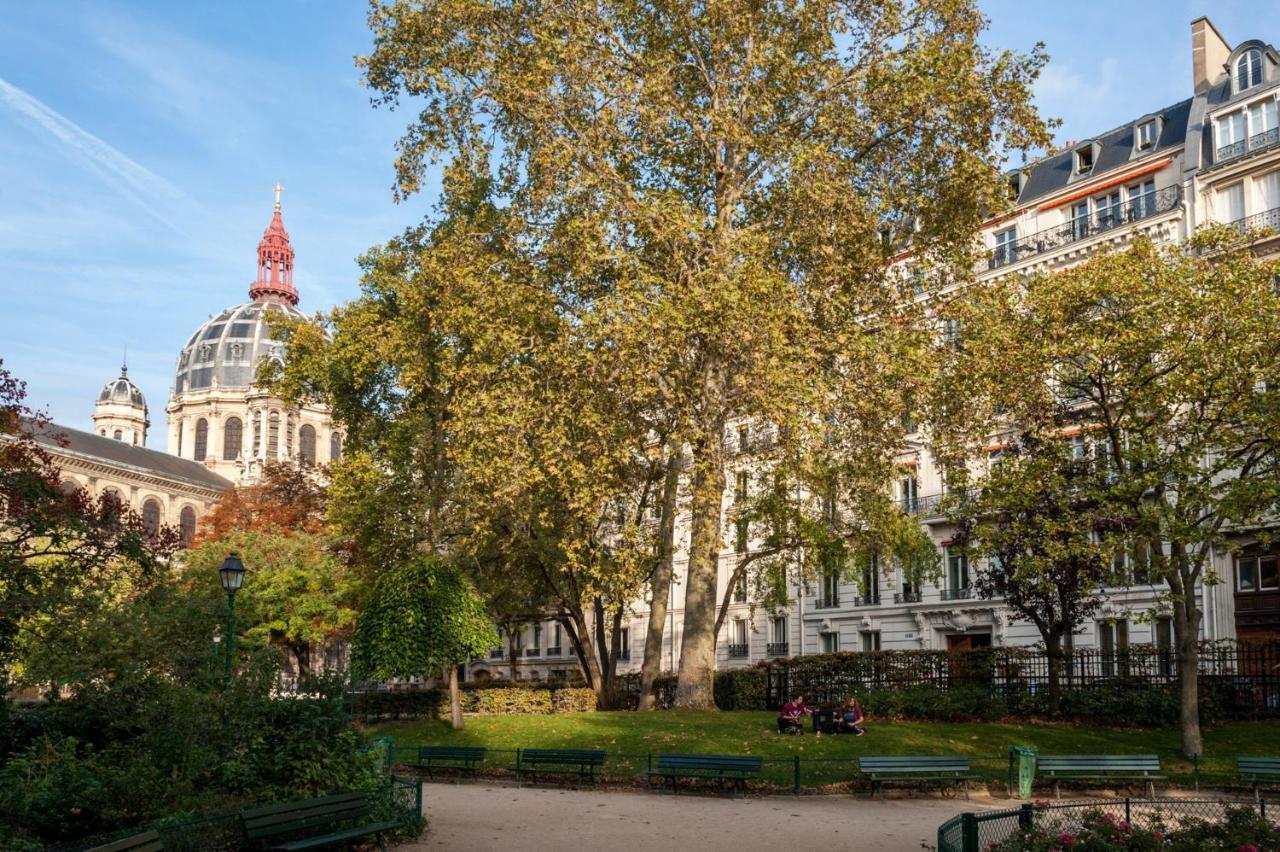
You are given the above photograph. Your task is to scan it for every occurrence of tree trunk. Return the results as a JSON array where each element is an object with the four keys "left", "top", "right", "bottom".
[
  {"left": 1175, "top": 601, "right": 1203, "bottom": 758},
  {"left": 448, "top": 663, "right": 464, "bottom": 730},
  {"left": 1043, "top": 632, "right": 1062, "bottom": 709},
  {"left": 639, "top": 445, "right": 682, "bottom": 710},
  {"left": 507, "top": 625, "right": 519, "bottom": 682},
  {"left": 568, "top": 607, "right": 608, "bottom": 708},
  {"left": 676, "top": 414, "right": 726, "bottom": 709}
]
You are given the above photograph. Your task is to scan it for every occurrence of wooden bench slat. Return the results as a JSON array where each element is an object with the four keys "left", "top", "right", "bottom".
[
  {"left": 85, "top": 830, "right": 163, "bottom": 852},
  {"left": 242, "top": 792, "right": 366, "bottom": 819},
  {"left": 271, "top": 819, "right": 403, "bottom": 851}
]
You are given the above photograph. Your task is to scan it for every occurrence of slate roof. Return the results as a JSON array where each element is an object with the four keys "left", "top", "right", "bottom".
[
  {"left": 24, "top": 419, "right": 233, "bottom": 492},
  {"left": 1015, "top": 98, "right": 1193, "bottom": 207}
]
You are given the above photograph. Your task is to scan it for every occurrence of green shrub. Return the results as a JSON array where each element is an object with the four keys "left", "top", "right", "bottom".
[
  {"left": 468, "top": 686, "right": 553, "bottom": 714},
  {"left": 551, "top": 687, "right": 598, "bottom": 713},
  {"left": 714, "top": 668, "right": 767, "bottom": 710},
  {"left": 987, "top": 805, "right": 1280, "bottom": 851}
]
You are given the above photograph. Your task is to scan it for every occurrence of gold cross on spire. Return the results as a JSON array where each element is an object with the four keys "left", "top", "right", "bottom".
[{"left": 274, "top": 182, "right": 283, "bottom": 212}]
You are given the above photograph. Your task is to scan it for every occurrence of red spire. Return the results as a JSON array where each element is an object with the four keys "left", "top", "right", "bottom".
[{"left": 249, "top": 183, "right": 299, "bottom": 306}]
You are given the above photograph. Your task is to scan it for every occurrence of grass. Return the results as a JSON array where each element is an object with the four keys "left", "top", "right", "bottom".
[{"left": 365, "top": 711, "right": 1280, "bottom": 793}]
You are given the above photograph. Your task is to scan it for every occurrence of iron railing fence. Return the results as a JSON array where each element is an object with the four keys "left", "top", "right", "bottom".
[
  {"left": 987, "top": 185, "right": 1182, "bottom": 270},
  {"left": 763, "top": 641, "right": 1280, "bottom": 714},
  {"left": 1226, "top": 204, "right": 1280, "bottom": 236},
  {"left": 1217, "top": 125, "right": 1280, "bottom": 163},
  {"left": 938, "top": 797, "right": 1279, "bottom": 852}
]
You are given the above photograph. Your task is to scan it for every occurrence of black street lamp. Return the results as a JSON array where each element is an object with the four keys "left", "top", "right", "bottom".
[{"left": 218, "top": 552, "right": 246, "bottom": 688}]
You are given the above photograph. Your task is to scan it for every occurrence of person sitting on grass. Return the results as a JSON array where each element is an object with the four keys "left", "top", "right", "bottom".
[
  {"left": 837, "top": 696, "right": 865, "bottom": 736},
  {"left": 777, "top": 693, "right": 812, "bottom": 735}
]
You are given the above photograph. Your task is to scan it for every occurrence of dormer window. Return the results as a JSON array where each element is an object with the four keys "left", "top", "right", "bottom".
[
  {"left": 1075, "top": 144, "right": 1094, "bottom": 175},
  {"left": 1237, "top": 48, "right": 1263, "bottom": 92},
  {"left": 1136, "top": 120, "right": 1156, "bottom": 151}
]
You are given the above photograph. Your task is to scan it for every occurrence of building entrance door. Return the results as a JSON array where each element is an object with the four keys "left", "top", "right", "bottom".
[{"left": 947, "top": 632, "right": 991, "bottom": 652}]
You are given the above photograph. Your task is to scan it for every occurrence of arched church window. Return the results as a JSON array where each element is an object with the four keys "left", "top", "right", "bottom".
[
  {"left": 194, "top": 418, "right": 209, "bottom": 461},
  {"left": 59, "top": 480, "right": 79, "bottom": 495},
  {"left": 330, "top": 431, "right": 342, "bottom": 462},
  {"left": 142, "top": 499, "right": 161, "bottom": 540},
  {"left": 285, "top": 414, "right": 294, "bottom": 457},
  {"left": 179, "top": 506, "right": 196, "bottom": 548},
  {"left": 223, "top": 417, "right": 243, "bottom": 460},
  {"left": 299, "top": 424, "right": 316, "bottom": 466},
  {"left": 113, "top": 429, "right": 123, "bottom": 441},
  {"left": 268, "top": 411, "right": 280, "bottom": 458}
]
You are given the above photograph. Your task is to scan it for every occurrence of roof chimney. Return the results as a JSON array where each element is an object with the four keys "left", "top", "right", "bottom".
[{"left": 1191, "top": 17, "right": 1231, "bottom": 94}]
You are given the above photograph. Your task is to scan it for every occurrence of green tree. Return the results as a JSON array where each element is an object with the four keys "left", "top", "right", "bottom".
[
  {"left": 934, "top": 232, "right": 1280, "bottom": 756},
  {"left": 351, "top": 556, "right": 496, "bottom": 729},
  {"left": 183, "top": 530, "right": 358, "bottom": 680},
  {"left": 360, "top": 0, "right": 1051, "bottom": 706}
]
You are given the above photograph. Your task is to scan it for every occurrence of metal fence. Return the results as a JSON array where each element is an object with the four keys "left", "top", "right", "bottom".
[
  {"left": 763, "top": 641, "right": 1280, "bottom": 715},
  {"left": 938, "top": 798, "right": 1279, "bottom": 852}
]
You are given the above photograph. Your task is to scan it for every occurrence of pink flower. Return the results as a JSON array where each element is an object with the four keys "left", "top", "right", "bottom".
[
  {"left": 1057, "top": 832, "right": 1075, "bottom": 846},
  {"left": 1236, "top": 845, "right": 1259, "bottom": 852}
]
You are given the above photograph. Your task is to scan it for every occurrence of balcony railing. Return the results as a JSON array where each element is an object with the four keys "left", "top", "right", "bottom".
[
  {"left": 901, "top": 490, "right": 973, "bottom": 520},
  {"left": 1224, "top": 205, "right": 1280, "bottom": 237},
  {"left": 894, "top": 590, "right": 922, "bottom": 604},
  {"left": 489, "top": 648, "right": 503, "bottom": 659},
  {"left": 1217, "top": 127, "right": 1280, "bottom": 164},
  {"left": 940, "top": 586, "right": 974, "bottom": 601},
  {"left": 727, "top": 643, "right": 749, "bottom": 658},
  {"left": 546, "top": 646, "right": 562, "bottom": 657},
  {"left": 766, "top": 642, "right": 790, "bottom": 656},
  {"left": 813, "top": 595, "right": 840, "bottom": 609},
  {"left": 988, "top": 185, "right": 1182, "bottom": 270},
  {"left": 854, "top": 594, "right": 881, "bottom": 607},
  {"left": 524, "top": 648, "right": 541, "bottom": 657}
]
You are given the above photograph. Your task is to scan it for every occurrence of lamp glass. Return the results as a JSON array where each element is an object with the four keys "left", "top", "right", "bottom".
[{"left": 219, "top": 552, "right": 246, "bottom": 592}]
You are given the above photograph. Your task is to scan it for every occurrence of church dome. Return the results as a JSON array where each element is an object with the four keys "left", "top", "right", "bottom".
[
  {"left": 173, "top": 189, "right": 305, "bottom": 397},
  {"left": 173, "top": 300, "right": 304, "bottom": 395},
  {"left": 98, "top": 366, "right": 146, "bottom": 407}
]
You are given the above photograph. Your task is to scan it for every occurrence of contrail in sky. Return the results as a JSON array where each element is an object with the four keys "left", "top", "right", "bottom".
[{"left": 0, "top": 76, "right": 189, "bottom": 235}]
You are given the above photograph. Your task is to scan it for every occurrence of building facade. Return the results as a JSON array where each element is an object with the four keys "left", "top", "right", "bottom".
[{"left": 468, "top": 17, "right": 1280, "bottom": 685}]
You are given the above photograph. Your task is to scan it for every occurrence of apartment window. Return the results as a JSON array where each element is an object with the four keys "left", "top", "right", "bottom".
[
  {"left": 738, "top": 424, "right": 750, "bottom": 453},
  {"left": 819, "top": 562, "right": 840, "bottom": 608},
  {"left": 902, "top": 413, "right": 916, "bottom": 435},
  {"left": 993, "top": 226, "right": 1017, "bottom": 266},
  {"left": 1095, "top": 190, "right": 1122, "bottom": 230},
  {"left": 770, "top": 616, "right": 788, "bottom": 647},
  {"left": 1236, "top": 48, "right": 1263, "bottom": 92},
  {"left": 1071, "top": 200, "right": 1091, "bottom": 239},
  {"left": 1099, "top": 619, "right": 1129, "bottom": 677},
  {"left": 820, "top": 631, "right": 839, "bottom": 653},
  {"left": 861, "top": 631, "right": 881, "bottom": 652},
  {"left": 1237, "top": 551, "right": 1279, "bottom": 592},
  {"left": 1128, "top": 179, "right": 1156, "bottom": 219},
  {"left": 1218, "top": 183, "right": 1246, "bottom": 224},
  {"left": 620, "top": 627, "right": 631, "bottom": 660},
  {"left": 1155, "top": 617, "right": 1174, "bottom": 677},
  {"left": 947, "top": 550, "right": 970, "bottom": 597},
  {"left": 1136, "top": 119, "right": 1156, "bottom": 150},
  {"left": 860, "top": 553, "right": 880, "bottom": 605},
  {"left": 1075, "top": 144, "right": 1094, "bottom": 174},
  {"left": 1255, "top": 170, "right": 1280, "bottom": 215},
  {"left": 942, "top": 318, "right": 962, "bottom": 348},
  {"left": 733, "top": 574, "right": 748, "bottom": 603},
  {"left": 1217, "top": 111, "right": 1246, "bottom": 160},
  {"left": 900, "top": 475, "right": 918, "bottom": 513},
  {"left": 1249, "top": 99, "right": 1278, "bottom": 142}
]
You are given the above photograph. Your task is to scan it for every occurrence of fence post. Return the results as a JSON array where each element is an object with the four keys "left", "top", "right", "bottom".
[
  {"left": 793, "top": 755, "right": 801, "bottom": 797},
  {"left": 1124, "top": 797, "right": 1131, "bottom": 824},
  {"left": 647, "top": 752, "right": 652, "bottom": 774},
  {"left": 1019, "top": 803, "right": 1034, "bottom": 831},
  {"left": 1193, "top": 753, "right": 1199, "bottom": 791},
  {"left": 960, "top": 813, "right": 979, "bottom": 852}
]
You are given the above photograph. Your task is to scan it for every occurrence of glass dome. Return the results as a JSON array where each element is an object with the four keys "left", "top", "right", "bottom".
[{"left": 172, "top": 300, "right": 304, "bottom": 395}]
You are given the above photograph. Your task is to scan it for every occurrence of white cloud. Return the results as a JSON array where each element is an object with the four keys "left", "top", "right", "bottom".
[{"left": 0, "top": 77, "right": 189, "bottom": 234}]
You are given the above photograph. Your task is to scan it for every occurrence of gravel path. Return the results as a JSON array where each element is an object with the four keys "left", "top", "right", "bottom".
[{"left": 404, "top": 782, "right": 1011, "bottom": 851}]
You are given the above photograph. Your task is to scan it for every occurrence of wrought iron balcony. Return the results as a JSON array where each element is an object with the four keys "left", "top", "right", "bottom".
[
  {"left": 1224, "top": 205, "right": 1280, "bottom": 237},
  {"left": 940, "top": 586, "right": 974, "bottom": 601},
  {"left": 854, "top": 594, "right": 881, "bottom": 607},
  {"left": 813, "top": 595, "right": 840, "bottom": 609},
  {"left": 1218, "top": 127, "right": 1280, "bottom": 164},
  {"left": 489, "top": 648, "right": 503, "bottom": 659},
  {"left": 524, "top": 648, "right": 541, "bottom": 657},
  {"left": 766, "top": 642, "right": 789, "bottom": 656},
  {"left": 901, "top": 490, "right": 972, "bottom": 520},
  {"left": 987, "top": 185, "right": 1182, "bottom": 270},
  {"left": 546, "top": 647, "right": 563, "bottom": 657},
  {"left": 727, "top": 643, "right": 749, "bottom": 658},
  {"left": 894, "top": 590, "right": 922, "bottom": 604}
]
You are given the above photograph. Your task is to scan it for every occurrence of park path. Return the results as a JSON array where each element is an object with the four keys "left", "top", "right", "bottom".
[{"left": 403, "top": 782, "right": 1010, "bottom": 851}]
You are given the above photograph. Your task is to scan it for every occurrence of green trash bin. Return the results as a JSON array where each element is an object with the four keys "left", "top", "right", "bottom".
[{"left": 1008, "top": 745, "right": 1037, "bottom": 800}]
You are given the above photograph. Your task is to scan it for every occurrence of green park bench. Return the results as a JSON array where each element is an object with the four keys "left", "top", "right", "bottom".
[
  {"left": 857, "top": 755, "right": 979, "bottom": 799},
  {"left": 515, "top": 748, "right": 607, "bottom": 787},
  {"left": 416, "top": 745, "right": 487, "bottom": 781},
  {"left": 1036, "top": 754, "right": 1164, "bottom": 798},
  {"left": 85, "top": 829, "right": 164, "bottom": 852},
  {"left": 240, "top": 791, "right": 403, "bottom": 851},
  {"left": 643, "top": 753, "right": 764, "bottom": 797},
  {"left": 1237, "top": 756, "right": 1280, "bottom": 796}
]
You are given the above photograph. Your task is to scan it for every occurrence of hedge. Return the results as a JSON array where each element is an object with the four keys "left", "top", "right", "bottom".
[{"left": 350, "top": 684, "right": 599, "bottom": 720}]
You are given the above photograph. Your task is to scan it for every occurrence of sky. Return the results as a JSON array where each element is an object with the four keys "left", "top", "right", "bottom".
[{"left": 2, "top": 1, "right": 1279, "bottom": 430}]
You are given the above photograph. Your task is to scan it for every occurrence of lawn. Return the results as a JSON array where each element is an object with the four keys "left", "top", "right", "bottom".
[{"left": 365, "top": 711, "right": 1279, "bottom": 793}]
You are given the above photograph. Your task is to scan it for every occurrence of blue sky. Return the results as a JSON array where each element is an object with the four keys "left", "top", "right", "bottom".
[{"left": 2, "top": 1, "right": 1279, "bottom": 430}]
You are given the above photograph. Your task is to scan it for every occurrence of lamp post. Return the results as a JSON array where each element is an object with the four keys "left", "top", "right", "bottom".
[{"left": 218, "top": 552, "right": 246, "bottom": 688}]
